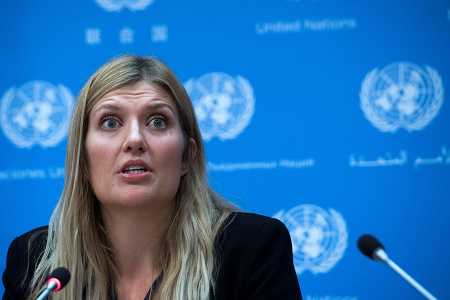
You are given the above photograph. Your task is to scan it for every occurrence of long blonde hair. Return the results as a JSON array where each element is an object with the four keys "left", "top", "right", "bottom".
[{"left": 29, "top": 55, "right": 236, "bottom": 299}]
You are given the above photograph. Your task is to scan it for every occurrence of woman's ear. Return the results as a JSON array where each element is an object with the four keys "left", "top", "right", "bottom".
[{"left": 182, "top": 138, "right": 197, "bottom": 175}]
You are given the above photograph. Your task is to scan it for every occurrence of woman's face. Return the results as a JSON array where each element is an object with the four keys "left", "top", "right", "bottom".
[{"left": 85, "top": 81, "right": 187, "bottom": 210}]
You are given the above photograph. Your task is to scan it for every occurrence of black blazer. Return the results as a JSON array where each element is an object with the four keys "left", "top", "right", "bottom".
[{"left": 2, "top": 212, "right": 302, "bottom": 299}]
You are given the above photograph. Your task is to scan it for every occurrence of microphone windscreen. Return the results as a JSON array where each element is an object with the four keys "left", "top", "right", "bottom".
[
  {"left": 357, "top": 234, "right": 385, "bottom": 259},
  {"left": 48, "top": 267, "right": 71, "bottom": 289}
]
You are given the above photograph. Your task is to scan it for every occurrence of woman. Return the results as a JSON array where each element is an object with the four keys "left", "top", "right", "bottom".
[{"left": 2, "top": 55, "right": 302, "bottom": 300}]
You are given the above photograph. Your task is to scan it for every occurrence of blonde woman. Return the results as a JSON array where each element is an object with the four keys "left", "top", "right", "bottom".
[{"left": 2, "top": 55, "right": 302, "bottom": 300}]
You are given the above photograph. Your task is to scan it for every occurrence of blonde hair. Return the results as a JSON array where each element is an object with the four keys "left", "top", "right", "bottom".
[{"left": 29, "top": 55, "right": 236, "bottom": 299}]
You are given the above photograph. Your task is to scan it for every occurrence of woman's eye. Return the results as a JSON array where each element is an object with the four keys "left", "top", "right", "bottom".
[
  {"left": 101, "top": 117, "right": 120, "bottom": 129},
  {"left": 149, "top": 116, "right": 167, "bottom": 129}
]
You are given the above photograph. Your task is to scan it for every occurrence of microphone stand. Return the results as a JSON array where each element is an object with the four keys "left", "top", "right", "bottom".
[
  {"left": 375, "top": 248, "right": 438, "bottom": 300},
  {"left": 36, "top": 280, "right": 58, "bottom": 300}
]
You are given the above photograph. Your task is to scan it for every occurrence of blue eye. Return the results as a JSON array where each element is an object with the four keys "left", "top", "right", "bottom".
[
  {"left": 149, "top": 116, "right": 167, "bottom": 129},
  {"left": 101, "top": 117, "right": 120, "bottom": 129}
]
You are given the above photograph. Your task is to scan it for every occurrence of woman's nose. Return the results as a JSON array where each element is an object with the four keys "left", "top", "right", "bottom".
[{"left": 123, "top": 120, "right": 146, "bottom": 153}]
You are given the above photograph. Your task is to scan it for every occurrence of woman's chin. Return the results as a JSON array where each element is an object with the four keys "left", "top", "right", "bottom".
[{"left": 102, "top": 191, "right": 169, "bottom": 211}]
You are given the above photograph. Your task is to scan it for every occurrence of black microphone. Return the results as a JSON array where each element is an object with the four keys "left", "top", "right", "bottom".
[
  {"left": 357, "top": 234, "right": 437, "bottom": 300},
  {"left": 35, "top": 267, "right": 71, "bottom": 300},
  {"left": 357, "top": 234, "right": 385, "bottom": 260}
]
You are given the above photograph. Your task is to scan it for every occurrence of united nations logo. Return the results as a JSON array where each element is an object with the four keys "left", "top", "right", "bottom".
[
  {"left": 274, "top": 204, "right": 348, "bottom": 275},
  {"left": 95, "top": 0, "right": 154, "bottom": 12},
  {"left": 360, "top": 62, "right": 444, "bottom": 132},
  {"left": 0, "top": 81, "right": 74, "bottom": 148},
  {"left": 185, "top": 73, "right": 255, "bottom": 141}
]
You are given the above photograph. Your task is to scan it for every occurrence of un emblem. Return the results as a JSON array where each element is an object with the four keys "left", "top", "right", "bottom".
[
  {"left": 185, "top": 73, "right": 255, "bottom": 141},
  {"left": 274, "top": 204, "right": 348, "bottom": 275},
  {"left": 360, "top": 62, "right": 444, "bottom": 132},
  {"left": 0, "top": 81, "right": 74, "bottom": 148},
  {"left": 95, "top": 0, "right": 154, "bottom": 12}
]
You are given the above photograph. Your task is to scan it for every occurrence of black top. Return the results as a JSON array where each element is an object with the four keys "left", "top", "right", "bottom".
[{"left": 2, "top": 212, "right": 302, "bottom": 300}]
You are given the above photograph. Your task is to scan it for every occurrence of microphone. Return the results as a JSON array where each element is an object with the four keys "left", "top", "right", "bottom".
[
  {"left": 357, "top": 234, "right": 438, "bottom": 300},
  {"left": 35, "top": 267, "right": 71, "bottom": 300}
]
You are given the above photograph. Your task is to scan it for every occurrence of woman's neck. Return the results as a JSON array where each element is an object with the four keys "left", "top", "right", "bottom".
[{"left": 101, "top": 204, "right": 173, "bottom": 279}]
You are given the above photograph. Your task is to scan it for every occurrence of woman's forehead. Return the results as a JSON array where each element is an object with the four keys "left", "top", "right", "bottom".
[
  {"left": 92, "top": 81, "right": 176, "bottom": 111},
  {"left": 103, "top": 81, "right": 171, "bottom": 100}
]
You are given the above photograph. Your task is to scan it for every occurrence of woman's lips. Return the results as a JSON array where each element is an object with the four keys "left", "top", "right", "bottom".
[
  {"left": 119, "top": 169, "right": 151, "bottom": 182},
  {"left": 120, "top": 159, "right": 151, "bottom": 173}
]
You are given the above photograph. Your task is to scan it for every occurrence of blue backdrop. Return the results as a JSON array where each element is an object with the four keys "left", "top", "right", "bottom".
[{"left": 1, "top": 0, "right": 449, "bottom": 299}]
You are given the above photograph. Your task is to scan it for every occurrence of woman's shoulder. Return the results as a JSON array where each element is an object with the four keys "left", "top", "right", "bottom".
[
  {"left": 214, "top": 212, "right": 301, "bottom": 299},
  {"left": 225, "top": 211, "right": 285, "bottom": 227},
  {"left": 2, "top": 226, "right": 48, "bottom": 299},
  {"left": 215, "top": 211, "right": 292, "bottom": 261},
  {"left": 6, "top": 225, "right": 48, "bottom": 261},
  {"left": 11, "top": 226, "right": 48, "bottom": 246},
  {"left": 219, "top": 211, "right": 289, "bottom": 244},
  {"left": 7, "top": 226, "right": 49, "bottom": 260}
]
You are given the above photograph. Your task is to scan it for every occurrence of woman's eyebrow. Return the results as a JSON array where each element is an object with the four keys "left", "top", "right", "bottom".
[
  {"left": 146, "top": 101, "right": 177, "bottom": 114},
  {"left": 92, "top": 103, "right": 120, "bottom": 113}
]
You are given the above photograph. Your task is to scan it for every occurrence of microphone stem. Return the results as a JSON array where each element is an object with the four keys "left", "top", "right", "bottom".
[
  {"left": 36, "top": 281, "right": 56, "bottom": 300},
  {"left": 384, "top": 257, "right": 437, "bottom": 300}
]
